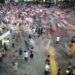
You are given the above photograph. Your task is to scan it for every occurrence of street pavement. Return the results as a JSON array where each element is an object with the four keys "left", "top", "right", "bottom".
[{"left": 0, "top": 31, "right": 50, "bottom": 75}]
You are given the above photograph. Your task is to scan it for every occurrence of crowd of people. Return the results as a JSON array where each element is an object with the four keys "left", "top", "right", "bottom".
[
  {"left": 0, "top": 2, "right": 75, "bottom": 75},
  {"left": 0, "top": 2, "right": 51, "bottom": 35},
  {"left": 57, "top": 63, "right": 75, "bottom": 75}
]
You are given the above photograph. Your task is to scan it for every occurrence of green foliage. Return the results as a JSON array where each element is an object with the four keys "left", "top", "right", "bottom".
[
  {"left": 0, "top": 0, "right": 4, "bottom": 3},
  {"left": 59, "top": 2, "right": 75, "bottom": 9},
  {"left": 47, "top": 0, "right": 52, "bottom": 3}
]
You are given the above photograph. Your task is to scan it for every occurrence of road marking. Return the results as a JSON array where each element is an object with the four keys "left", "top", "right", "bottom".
[
  {"left": 70, "top": 44, "right": 75, "bottom": 55},
  {"left": 47, "top": 40, "right": 57, "bottom": 75}
]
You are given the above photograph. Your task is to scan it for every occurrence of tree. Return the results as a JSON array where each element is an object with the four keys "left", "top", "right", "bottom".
[{"left": 0, "top": 0, "right": 4, "bottom": 3}]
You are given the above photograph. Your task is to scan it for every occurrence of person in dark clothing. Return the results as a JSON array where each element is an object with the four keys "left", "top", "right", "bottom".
[
  {"left": 29, "top": 34, "right": 31, "bottom": 39},
  {"left": 38, "top": 28, "right": 40, "bottom": 37},
  {"left": 12, "top": 43, "right": 15, "bottom": 48},
  {"left": 0, "top": 52, "right": 3, "bottom": 62},
  {"left": 45, "top": 55, "right": 50, "bottom": 65},
  {"left": 0, "top": 58, "right": 2, "bottom": 62},
  {"left": 30, "top": 51, "right": 34, "bottom": 59},
  {"left": 45, "top": 56, "right": 50, "bottom": 64},
  {"left": 45, "top": 58, "right": 50, "bottom": 65},
  {"left": 44, "top": 70, "right": 49, "bottom": 75},
  {"left": 24, "top": 73, "right": 27, "bottom": 75},
  {"left": 69, "top": 69, "right": 73, "bottom": 75},
  {"left": 57, "top": 68, "right": 62, "bottom": 75},
  {"left": 4, "top": 43, "right": 7, "bottom": 51},
  {"left": 19, "top": 48, "right": 23, "bottom": 55}
]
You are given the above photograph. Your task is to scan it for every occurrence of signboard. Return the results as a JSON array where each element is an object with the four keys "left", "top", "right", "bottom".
[{"left": 0, "top": 31, "right": 10, "bottom": 40}]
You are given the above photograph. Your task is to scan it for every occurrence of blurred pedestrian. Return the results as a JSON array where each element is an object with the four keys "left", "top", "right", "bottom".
[
  {"left": 37, "top": 28, "right": 40, "bottom": 37},
  {"left": 45, "top": 55, "right": 50, "bottom": 65},
  {"left": 30, "top": 50, "right": 34, "bottom": 59},
  {"left": 57, "top": 68, "right": 62, "bottom": 75},
  {"left": 68, "top": 63, "right": 72, "bottom": 70},
  {"left": 65, "top": 68, "right": 70, "bottom": 75},
  {"left": 65, "top": 67, "right": 74, "bottom": 75},
  {"left": 69, "top": 69, "right": 73, "bottom": 75},
  {"left": 4, "top": 42, "right": 7, "bottom": 51},
  {"left": 56, "top": 36, "right": 60, "bottom": 44},
  {"left": 65, "top": 63, "right": 73, "bottom": 75},
  {"left": 19, "top": 48, "right": 23, "bottom": 55},
  {"left": 0, "top": 52, "right": 3, "bottom": 62},
  {"left": 44, "top": 63, "right": 50, "bottom": 75},
  {"left": 12, "top": 42, "right": 15, "bottom": 48},
  {"left": 23, "top": 51, "right": 29, "bottom": 61},
  {"left": 29, "top": 34, "right": 32, "bottom": 39}
]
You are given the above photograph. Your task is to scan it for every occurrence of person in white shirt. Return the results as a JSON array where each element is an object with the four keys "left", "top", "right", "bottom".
[
  {"left": 56, "top": 36, "right": 60, "bottom": 44},
  {"left": 29, "top": 38, "right": 35, "bottom": 47},
  {"left": 65, "top": 68, "right": 70, "bottom": 75},
  {"left": 32, "top": 27, "right": 36, "bottom": 34},
  {"left": 23, "top": 51, "right": 29, "bottom": 62},
  {"left": 44, "top": 64, "right": 50, "bottom": 75}
]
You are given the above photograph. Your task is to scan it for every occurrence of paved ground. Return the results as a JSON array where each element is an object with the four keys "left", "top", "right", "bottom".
[{"left": 0, "top": 30, "right": 50, "bottom": 75}]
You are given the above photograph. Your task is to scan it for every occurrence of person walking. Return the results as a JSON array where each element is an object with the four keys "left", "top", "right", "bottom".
[
  {"left": 45, "top": 55, "right": 50, "bottom": 65},
  {"left": 69, "top": 69, "right": 73, "bottom": 75},
  {"left": 65, "top": 68, "right": 70, "bottom": 75},
  {"left": 19, "top": 48, "right": 23, "bottom": 55},
  {"left": 68, "top": 63, "right": 72, "bottom": 70},
  {"left": 57, "top": 68, "right": 62, "bottom": 75},
  {"left": 65, "top": 62, "right": 73, "bottom": 75},
  {"left": 56, "top": 36, "right": 60, "bottom": 44},
  {"left": 65, "top": 67, "right": 74, "bottom": 75},
  {"left": 44, "top": 63, "right": 50, "bottom": 75},
  {"left": 29, "top": 34, "right": 32, "bottom": 39},
  {"left": 12, "top": 42, "right": 15, "bottom": 48},
  {"left": 4, "top": 42, "right": 7, "bottom": 51},
  {"left": 0, "top": 52, "right": 3, "bottom": 62},
  {"left": 23, "top": 51, "right": 29, "bottom": 62},
  {"left": 30, "top": 50, "right": 34, "bottom": 59}
]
